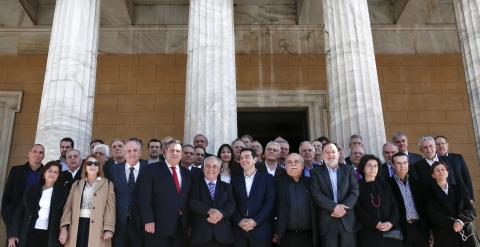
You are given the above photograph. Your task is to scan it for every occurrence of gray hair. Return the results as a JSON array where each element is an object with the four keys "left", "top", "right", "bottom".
[
  {"left": 299, "top": 141, "right": 314, "bottom": 152},
  {"left": 286, "top": 153, "right": 305, "bottom": 165},
  {"left": 382, "top": 142, "right": 398, "bottom": 151},
  {"left": 350, "top": 134, "right": 362, "bottom": 142},
  {"left": 418, "top": 136, "right": 435, "bottom": 148},
  {"left": 391, "top": 132, "right": 407, "bottom": 143},
  {"left": 66, "top": 149, "right": 81, "bottom": 157},
  {"left": 265, "top": 141, "right": 281, "bottom": 150},
  {"left": 93, "top": 144, "right": 111, "bottom": 157},
  {"left": 203, "top": 156, "right": 221, "bottom": 168}
]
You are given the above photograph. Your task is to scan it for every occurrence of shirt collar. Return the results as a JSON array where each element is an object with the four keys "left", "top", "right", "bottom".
[
  {"left": 244, "top": 169, "right": 257, "bottom": 178},
  {"left": 205, "top": 178, "right": 217, "bottom": 185},
  {"left": 125, "top": 161, "right": 140, "bottom": 171}
]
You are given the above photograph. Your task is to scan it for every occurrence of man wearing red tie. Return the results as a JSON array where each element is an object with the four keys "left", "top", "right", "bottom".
[{"left": 138, "top": 140, "right": 193, "bottom": 247}]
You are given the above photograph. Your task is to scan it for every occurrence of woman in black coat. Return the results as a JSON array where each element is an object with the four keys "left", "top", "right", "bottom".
[
  {"left": 427, "top": 161, "right": 479, "bottom": 247},
  {"left": 355, "top": 155, "right": 402, "bottom": 247},
  {"left": 7, "top": 161, "right": 68, "bottom": 247}
]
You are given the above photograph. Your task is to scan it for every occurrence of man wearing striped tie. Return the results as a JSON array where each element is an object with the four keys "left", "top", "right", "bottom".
[{"left": 189, "top": 156, "right": 236, "bottom": 246}]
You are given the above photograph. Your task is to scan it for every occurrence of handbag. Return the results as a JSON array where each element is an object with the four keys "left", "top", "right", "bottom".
[{"left": 382, "top": 229, "right": 403, "bottom": 240}]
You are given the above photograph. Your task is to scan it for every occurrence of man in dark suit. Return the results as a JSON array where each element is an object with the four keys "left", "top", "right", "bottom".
[
  {"left": 274, "top": 153, "right": 318, "bottom": 247},
  {"left": 138, "top": 140, "right": 192, "bottom": 247},
  {"left": 256, "top": 141, "right": 286, "bottom": 181},
  {"left": 344, "top": 134, "right": 363, "bottom": 166},
  {"left": 60, "top": 149, "right": 83, "bottom": 190},
  {"left": 104, "top": 138, "right": 126, "bottom": 178},
  {"left": 310, "top": 142, "right": 359, "bottom": 247},
  {"left": 392, "top": 132, "right": 423, "bottom": 165},
  {"left": 194, "top": 133, "right": 213, "bottom": 157},
  {"left": 189, "top": 156, "right": 235, "bottom": 246},
  {"left": 380, "top": 142, "right": 398, "bottom": 180},
  {"left": 389, "top": 152, "right": 430, "bottom": 247},
  {"left": 108, "top": 139, "right": 146, "bottom": 247},
  {"left": 147, "top": 138, "right": 162, "bottom": 164},
  {"left": 413, "top": 136, "right": 459, "bottom": 186},
  {"left": 231, "top": 148, "right": 275, "bottom": 247},
  {"left": 434, "top": 135, "right": 474, "bottom": 201},
  {"left": 2, "top": 144, "right": 45, "bottom": 236}
]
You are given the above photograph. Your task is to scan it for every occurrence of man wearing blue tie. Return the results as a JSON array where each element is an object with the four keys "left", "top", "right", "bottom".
[{"left": 189, "top": 156, "right": 236, "bottom": 246}]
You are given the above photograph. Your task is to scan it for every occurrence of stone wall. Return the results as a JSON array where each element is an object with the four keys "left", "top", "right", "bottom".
[{"left": 0, "top": 53, "right": 477, "bottom": 241}]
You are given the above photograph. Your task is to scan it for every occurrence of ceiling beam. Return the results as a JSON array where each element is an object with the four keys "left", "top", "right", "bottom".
[
  {"left": 0, "top": 0, "right": 37, "bottom": 26},
  {"left": 101, "top": 0, "right": 135, "bottom": 26},
  {"left": 394, "top": 0, "right": 439, "bottom": 25},
  {"left": 297, "top": 0, "right": 323, "bottom": 25}
]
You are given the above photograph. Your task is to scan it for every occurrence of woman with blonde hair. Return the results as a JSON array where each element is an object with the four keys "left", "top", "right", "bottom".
[{"left": 59, "top": 154, "right": 115, "bottom": 247}]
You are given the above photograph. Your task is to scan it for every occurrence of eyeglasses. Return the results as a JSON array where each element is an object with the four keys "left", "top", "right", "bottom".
[
  {"left": 460, "top": 230, "right": 473, "bottom": 241},
  {"left": 86, "top": 161, "right": 100, "bottom": 167}
]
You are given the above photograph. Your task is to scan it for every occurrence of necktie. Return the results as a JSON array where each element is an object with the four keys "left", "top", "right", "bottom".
[
  {"left": 208, "top": 182, "right": 216, "bottom": 199},
  {"left": 170, "top": 166, "right": 181, "bottom": 194},
  {"left": 128, "top": 167, "right": 135, "bottom": 191},
  {"left": 354, "top": 169, "right": 362, "bottom": 180},
  {"left": 389, "top": 166, "right": 395, "bottom": 177}
]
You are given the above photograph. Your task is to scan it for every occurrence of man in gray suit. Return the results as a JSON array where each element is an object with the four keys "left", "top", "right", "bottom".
[{"left": 310, "top": 142, "right": 360, "bottom": 247}]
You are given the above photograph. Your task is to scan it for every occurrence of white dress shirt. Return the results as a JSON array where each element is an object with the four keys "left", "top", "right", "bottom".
[
  {"left": 67, "top": 166, "right": 81, "bottom": 179},
  {"left": 244, "top": 169, "right": 257, "bottom": 197},
  {"left": 125, "top": 161, "right": 140, "bottom": 182},
  {"left": 426, "top": 154, "right": 439, "bottom": 166},
  {"left": 166, "top": 161, "right": 182, "bottom": 188}
]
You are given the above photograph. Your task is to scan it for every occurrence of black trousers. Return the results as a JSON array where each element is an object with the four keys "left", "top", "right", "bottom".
[
  {"left": 26, "top": 229, "right": 49, "bottom": 247},
  {"left": 76, "top": 217, "right": 90, "bottom": 247},
  {"left": 145, "top": 217, "right": 186, "bottom": 247},
  {"left": 234, "top": 237, "right": 271, "bottom": 247},
  {"left": 321, "top": 218, "right": 356, "bottom": 247},
  {"left": 280, "top": 231, "right": 313, "bottom": 247},
  {"left": 113, "top": 217, "right": 144, "bottom": 247},
  {"left": 404, "top": 222, "right": 429, "bottom": 247}
]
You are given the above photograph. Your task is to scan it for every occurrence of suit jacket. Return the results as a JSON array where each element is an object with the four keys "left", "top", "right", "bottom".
[
  {"left": 256, "top": 161, "right": 286, "bottom": 181},
  {"left": 8, "top": 183, "right": 68, "bottom": 247},
  {"left": 426, "top": 182, "right": 478, "bottom": 247},
  {"left": 189, "top": 178, "right": 235, "bottom": 245},
  {"left": 445, "top": 153, "right": 474, "bottom": 200},
  {"left": 60, "top": 178, "right": 116, "bottom": 247},
  {"left": 380, "top": 163, "right": 393, "bottom": 181},
  {"left": 413, "top": 156, "right": 458, "bottom": 186},
  {"left": 1, "top": 163, "right": 43, "bottom": 232},
  {"left": 231, "top": 171, "right": 276, "bottom": 241},
  {"left": 137, "top": 161, "right": 192, "bottom": 237},
  {"left": 310, "top": 163, "right": 360, "bottom": 235},
  {"left": 275, "top": 175, "right": 318, "bottom": 246},
  {"left": 355, "top": 179, "right": 401, "bottom": 247},
  {"left": 407, "top": 152, "right": 423, "bottom": 165},
  {"left": 389, "top": 176, "right": 430, "bottom": 241},
  {"left": 60, "top": 166, "right": 83, "bottom": 191},
  {"left": 107, "top": 162, "right": 145, "bottom": 247}
]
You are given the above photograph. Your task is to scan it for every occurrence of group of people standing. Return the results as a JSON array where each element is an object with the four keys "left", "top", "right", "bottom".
[{"left": 1, "top": 132, "right": 479, "bottom": 247}]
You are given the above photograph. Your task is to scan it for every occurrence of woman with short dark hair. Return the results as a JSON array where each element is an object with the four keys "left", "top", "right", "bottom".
[
  {"left": 427, "top": 161, "right": 479, "bottom": 247},
  {"left": 7, "top": 161, "right": 67, "bottom": 247},
  {"left": 355, "top": 154, "right": 402, "bottom": 247}
]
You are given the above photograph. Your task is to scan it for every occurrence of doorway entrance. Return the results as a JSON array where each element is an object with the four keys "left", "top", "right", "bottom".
[{"left": 237, "top": 107, "right": 309, "bottom": 153}]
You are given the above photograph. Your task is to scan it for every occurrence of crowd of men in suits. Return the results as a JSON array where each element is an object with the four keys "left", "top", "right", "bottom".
[{"left": 1, "top": 131, "right": 476, "bottom": 247}]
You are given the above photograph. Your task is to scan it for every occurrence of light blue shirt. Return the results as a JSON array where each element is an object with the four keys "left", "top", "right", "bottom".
[{"left": 327, "top": 166, "right": 338, "bottom": 203}]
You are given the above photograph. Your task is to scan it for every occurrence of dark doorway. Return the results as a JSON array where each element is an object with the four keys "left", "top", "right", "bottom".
[{"left": 237, "top": 107, "right": 309, "bottom": 153}]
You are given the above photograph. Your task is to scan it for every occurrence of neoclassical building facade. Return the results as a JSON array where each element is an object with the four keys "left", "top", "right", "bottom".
[{"left": 0, "top": 0, "right": 479, "bottom": 239}]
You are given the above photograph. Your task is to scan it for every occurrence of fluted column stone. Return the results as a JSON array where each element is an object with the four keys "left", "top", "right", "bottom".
[
  {"left": 35, "top": 0, "right": 101, "bottom": 162},
  {"left": 184, "top": 0, "right": 237, "bottom": 153},
  {"left": 453, "top": 0, "right": 480, "bottom": 161},
  {"left": 323, "top": 0, "right": 386, "bottom": 157}
]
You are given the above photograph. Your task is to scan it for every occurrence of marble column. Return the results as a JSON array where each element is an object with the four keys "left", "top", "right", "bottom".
[
  {"left": 323, "top": 0, "right": 386, "bottom": 157},
  {"left": 35, "top": 0, "right": 101, "bottom": 162},
  {"left": 184, "top": 0, "right": 237, "bottom": 154},
  {"left": 453, "top": 0, "right": 480, "bottom": 161}
]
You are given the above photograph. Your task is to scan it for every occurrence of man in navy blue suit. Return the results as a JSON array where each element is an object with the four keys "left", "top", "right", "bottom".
[
  {"left": 189, "top": 156, "right": 236, "bottom": 246},
  {"left": 108, "top": 138, "right": 145, "bottom": 247},
  {"left": 231, "top": 148, "right": 275, "bottom": 247},
  {"left": 138, "top": 140, "right": 192, "bottom": 247}
]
